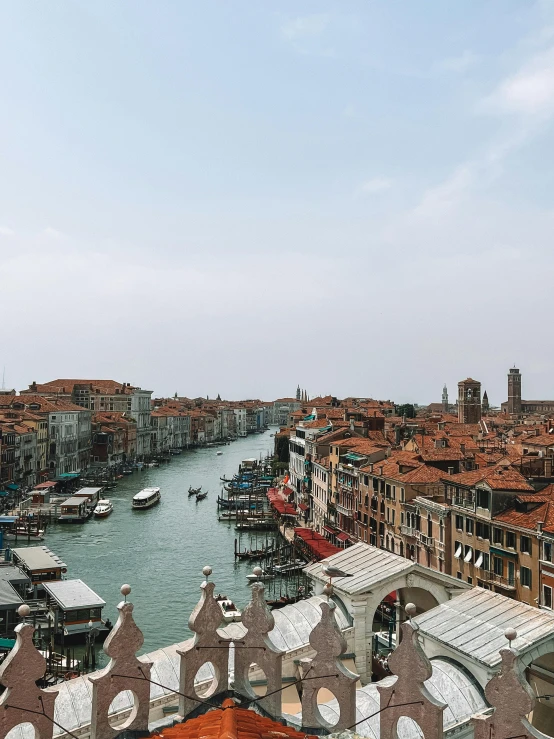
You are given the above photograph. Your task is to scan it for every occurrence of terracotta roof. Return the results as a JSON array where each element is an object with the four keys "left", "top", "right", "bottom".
[
  {"left": 0, "top": 395, "right": 90, "bottom": 414},
  {"left": 22, "top": 379, "right": 137, "bottom": 395},
  {"left": 443, "top": 465, "right": 534, "bottom": 492},
  {"left": 522, "top": 434, "right": 554, "bottom": 447},
  {"left": 494, "top": 485, "right": 554, "bottom": 533},
  {"left": 154, "top": 699, "right": 305, "bottom": 739}
]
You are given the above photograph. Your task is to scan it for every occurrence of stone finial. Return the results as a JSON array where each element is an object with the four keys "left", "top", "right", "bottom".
[
  {"left": 233, "top": 582, "right": 284, "bottom": 717},
  {"left": 0, "top": 615, "right": 59, "bottom": 739},
  {"left": 90, "top": 590, "right": 153, "bottom": 739},
  {"left": 473, "top": 632, "right": 540, "bottom": 739},
  {"left": 202, "top": 566, "right": 212, "bottom": 579},
  {"left": 377, "top": 620, "right": 445, "bottom": 739},
  {"left": 177, "top": 573, "right": 231, "bottom": 718},
  {"left": 301, "top": 600, "right": 358, "bottom": 732}
]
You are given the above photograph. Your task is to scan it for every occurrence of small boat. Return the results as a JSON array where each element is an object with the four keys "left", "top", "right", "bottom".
[
  {"left": 170, "top": 449, "right": 182, "bottom": 455},
  {"left": 246, "top": 569, "right": 274, "bottom": 583},
  {"left": 132, "top": 487, "right": 161, "bottom": 509},
  {"left": 196, "top": 491, "right": 208, "bottom": 501},
  {"left": 188, "top": 485, "right": 201, "bottom": 496},
  {"left": 216, "top": 595, "right": 241, "bottom": 623},
  {"left": 94, "top": 500, "right": 114, "bottom": 518},
  {"left": 216, "top": 451, "right": 223, "bottom": 456}
]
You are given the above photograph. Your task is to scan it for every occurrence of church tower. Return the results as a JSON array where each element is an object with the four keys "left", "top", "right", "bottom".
[
  {"left": 482, "top": 390, "right": 489, "bottom": 414},
  {"left": 296, "top": 385, "right": 301, "bottom": 401},
  {"left": 458, "top": 378, "right": 482, "bottom": 424},
  {"left": 442, "top": 384, "right": 449, "bottom": 412},
  {"left": 507, "top": 367, "right": 522, "bottom": 415}
]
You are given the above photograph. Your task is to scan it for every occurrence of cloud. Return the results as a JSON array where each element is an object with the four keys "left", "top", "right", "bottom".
[
  {"left": 0, "top": 226, "right": 15, "bottom": 237},
  {"left": 360, "top": 177, "right": 393, "bottom": 194},
  {"left": 43, "top": 226, "right": 64, "bottom": 239},
  {"left": 281, "top": 14, "right": 330, "bottom": 41},
  {"left": 485, "top": 47, "right": 554, "bottom": 116},
  {"left": 439, "top": 50, "right": 480, "bottom": 73}
]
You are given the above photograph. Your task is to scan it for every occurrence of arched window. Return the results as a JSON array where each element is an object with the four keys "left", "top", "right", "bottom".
[
  {"left": 400, "top": 541, "right": 404, "bottom": 557},
  {"left": 427, "top": 514, "right": 433, "bottom": 537},
  {"left": 390, "top": 539, "right": 395, "bottom": 554}
]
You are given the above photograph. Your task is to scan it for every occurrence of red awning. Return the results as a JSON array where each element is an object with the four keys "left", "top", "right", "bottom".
[
  {"left": 294, "top": 527, "right": 341, "bottom": 560},
  {"left": 34, "top": 481, "right": 57, "bottom": 489},
  {"left": 323, "top": 525, "right": 336, "bottom": 535},
  {"left": 298, "top": 503, "right": 308, "bottom": 511},
  {"left": 336, "top": 532, "right": 350, "bottom": 542}
]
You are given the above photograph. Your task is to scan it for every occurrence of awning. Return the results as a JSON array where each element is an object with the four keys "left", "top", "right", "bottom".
[
  {"left": 6, "top": 484, "right": 18, "bottom": 491},
  {"left": 0, "top": 638, "right": 15, "bottom": 649},
  {"left": 454, "top": 544, "right": 462, "bottom": 559},
  {"left": 464, "top": 547, "right": 473, "bottom": 563},
  {"left": 336, "top": 532, "right": 350, "bottom": 542},
  {"left": 298, "top": 503, "right": 308, "bottom": 512},
  {"left": 323, "top": 525, "right": 336, "bottom": 535},
  {"left": 490, "top": 546, "right": 518, "bottom": 560},
  {"left": 55, "top": 473, "right": 81, "bottom": 481},
  {"left": 34, "top": 481, "right": 57, "bottom": 490},
  {"left": 475, "top": 552, "right": 483, "bottom": 568}
]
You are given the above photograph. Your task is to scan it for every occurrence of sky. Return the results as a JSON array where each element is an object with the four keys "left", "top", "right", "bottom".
[{"left": 1, "top": 1, "right": 554, "bottom": 405}]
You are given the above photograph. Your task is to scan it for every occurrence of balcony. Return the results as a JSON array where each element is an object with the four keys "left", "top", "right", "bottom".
[
  {"left": 401, "top": 525, "right": 416, "bottom": 537},
  {"left": 417, "top": 532, "right": 434, "bottom": 547},
  {"left": 436, "top": 539, "right": 445, "bottom": 551},
  {"left": 336, "top": 503, "right": 353, "bottom": 518},
  {"left": 453, "top": 497, "right": 476, "bottom": 511},
  {"left": 483, "top": 571, "right": 516, "bottom": 590}
]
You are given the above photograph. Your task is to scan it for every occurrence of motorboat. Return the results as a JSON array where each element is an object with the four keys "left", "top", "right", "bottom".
[
  {"left": 94, "top": 500, "right": 114, "bottom": 518},
  {"left": 246, "top": 569, "right": 274, "bottom": 583},
  {"left": 216, "top": 451, "right": 223, "bottom": 456},
  {"left": 132, "top": 487, "right": 161, "bottom": 509},
  {"left": 216, "top": 595, "right": 241, "bottom": 623}
]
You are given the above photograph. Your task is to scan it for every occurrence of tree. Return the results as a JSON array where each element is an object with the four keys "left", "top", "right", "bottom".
[{"left": 395, "top": 403, "right": 416, "bottom": 419}]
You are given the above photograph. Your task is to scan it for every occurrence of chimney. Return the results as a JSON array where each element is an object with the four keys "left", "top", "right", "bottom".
[
  {"left": 379, "top": 466, "right": 384, "bottom": 475},
  {"left": 537, "top": 521, "right": 544, "bottom": 533},
  {"left": 448, "top": 467, "right": 454, "bottom": 475},
  {"left": 460, "top": 443, "right": 466, "bottom": 454},
  {"left": 369, "top": 463, "right": 373, "bottom": 473}
]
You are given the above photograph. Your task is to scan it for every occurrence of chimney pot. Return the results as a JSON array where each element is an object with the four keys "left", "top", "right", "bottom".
[{"left": 448, "top": 467, "right": 454, "bottom": 475}]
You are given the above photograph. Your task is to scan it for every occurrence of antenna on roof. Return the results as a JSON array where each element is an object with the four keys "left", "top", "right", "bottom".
[{"left": 1, "top": 367, "right": 5, "bottom": 390}]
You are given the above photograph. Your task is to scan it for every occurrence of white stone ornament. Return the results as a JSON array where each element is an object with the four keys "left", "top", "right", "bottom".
[
  {"left": 234, "top": 582, "right": 284, "bottom": 717},
  {"left": 177, "top": 573, "right": 231, "bottom": 718},
  {"left": 90, "top": 590, "right": 153, "bottom": 739},
  {"left": 300, "top": 600, "right": 358, "bottom": 732},
  {"left": 0, "top": 616, "right": 59, "bottom": 739}
]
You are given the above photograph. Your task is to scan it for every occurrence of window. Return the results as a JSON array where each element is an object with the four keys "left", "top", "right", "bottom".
[
  {"left": 493, "top": 528, "right": 504, "bottom": 546},
  {"left": 520, "top": 536, "right": 531, "bottom": 554},
  {"left": 392, "top": 486, "right": 396, "bottom": 500},
  {"left": 476, "top": 522, "right": 490, "bottom": 540},
  {"left": 455, "top": 514, "right": 463, "bottom": 531},
  {"left": 493, "top": 557, "right": 503, "bottom": 576},
  {"left": 476, "top": 489, "right": 490, "bottom": 509},
  {"left": 457, "top": 572, "right": 462, "bottom": 580},
  {"left": 427, "top": 515, "right": 432, "bottom": 537},
  {"left": 520, "top": 566, "right": 532, "bottom": 588},
  {"left": 543, "top": 541, "right": 553, "bottom": 562},
  {"left": 544, "top": 585, "right": 553, "bottom": 609},
  {"left": 508, "top": 561, "right": 515, "bottom": 586},
  {"left": 468, "top": 576, "right": 473, "bottom": 585},
  {"left": 400, "top": 488, "right": 405, "bottom": 503},
  {"left": 401, "top": 511, "right": 405, "bottom": 525},
  {"left": 465, "top": 518, "right": 474, "bottom": 535},
  {"left": 506, "top": 531, "right": 516, "bottom": 549},
  {"left": 392, "top": 510, "right": 396, "bottom": 525}
]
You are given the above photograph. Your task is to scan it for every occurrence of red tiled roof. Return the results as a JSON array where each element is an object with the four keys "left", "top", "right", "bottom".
[
  {"left": 154, "top": 698, "right": 306, "bottom": 739},
  {"left": 443, "top": 465, "right": 534, "bottom": 491},
  {"left": 294, "top": 527, "right": 340, "bottom": 559}
]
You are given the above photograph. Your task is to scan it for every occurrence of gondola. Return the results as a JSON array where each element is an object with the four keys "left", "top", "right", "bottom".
[
  {"left": 188, "top": 485, "right": 201, "bottom": 496},
  {"left": 217, "top": 495, "right": 257, "bottom": 510},
  {"left": 196, "top": 491, "right": 208, "bottom": 501},
  {"left": 235, "top": 549, "right": 266, "bottom": 561}
]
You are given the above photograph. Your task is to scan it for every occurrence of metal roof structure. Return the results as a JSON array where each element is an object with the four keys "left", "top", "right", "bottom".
[
  {"left": 60, "top": 496, "right": 89, "bottom": 507},
  {"left": 304, "top": 543, "right": 414, "bottom": 595},
  {"left": 133, "top": 487, "right": 161, "bottom": 501},
  {"left": 73, "top": 487, "right": 102, "bottom": 497},
  {"left": 289, "top": 657, "right": 486, "bottom": 738},
  {"left": 43, "top": 579, "right": 105, "bottom": 610},
  {"left": 221, "top": 595, "right": 351, "bottom": 651},
  {"left": 11, "top": 546, "right": 67, "bottom": 573},
  {"left": 0, "top": 563, "right": 29, "bottom": 608},
  {"left": 414, "top": 587, "right": 554, "bottom": 667}
]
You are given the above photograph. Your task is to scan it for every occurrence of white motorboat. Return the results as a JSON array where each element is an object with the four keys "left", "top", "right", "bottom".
[
  {"left": 216, "top": 451, "right": 223, "bottom": 456},
  {"left": 94, "top": 500, "right": 114, "bottom": 518},
  {"left": 216, "top": 596, "right": 241, "bottom": 623},
  {"left": 246, "top": 569, "right": 274, "bottom": 583},
  {"left": 132, "top": 487, "right": 161, "bottom": 509}
]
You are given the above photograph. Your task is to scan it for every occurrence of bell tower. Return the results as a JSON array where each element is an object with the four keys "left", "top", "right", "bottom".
[
  {"left": 442, "top": 384, "right": 449, "bottom": 412},
  {"left": 458, "top": 378, "right": 482, "bottom": 424},
  {"left": 507, "top": 367, "right": 522, "bottom": 415}
]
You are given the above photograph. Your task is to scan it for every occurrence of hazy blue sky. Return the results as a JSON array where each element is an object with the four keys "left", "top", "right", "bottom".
[{"left": 2, "top": 1, "right": 554, "bottom": 404}]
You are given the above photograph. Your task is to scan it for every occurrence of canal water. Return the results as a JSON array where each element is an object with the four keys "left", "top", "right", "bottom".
[{"left": 24, "top": 430, "right": 276, "bottom": 659}]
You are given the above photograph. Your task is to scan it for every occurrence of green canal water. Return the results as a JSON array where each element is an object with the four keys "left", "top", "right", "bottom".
[{"left": 23, "top": 430, "right": 277, "bottom": 659}]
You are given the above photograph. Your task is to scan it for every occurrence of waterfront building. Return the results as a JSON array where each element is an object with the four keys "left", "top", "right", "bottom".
[
  {"left": 22, "top": 379, "right": 153, "bottom": 458},
  {"left": 271, "top": 397, "right": 303, "bottom": 426},
  {"left": 233, "top": 407, "right": 247, "bottom": 437},
  {"left": 91, "top": 412, "right": 137, "bottom": 462}
]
